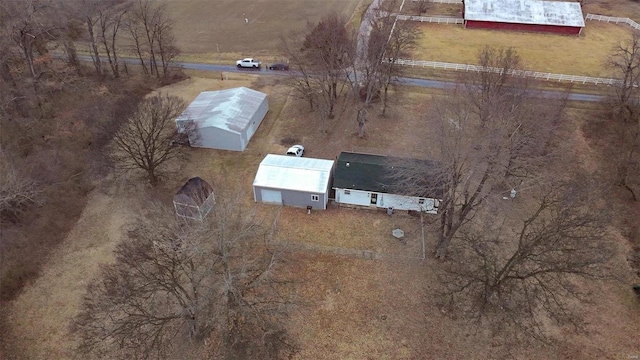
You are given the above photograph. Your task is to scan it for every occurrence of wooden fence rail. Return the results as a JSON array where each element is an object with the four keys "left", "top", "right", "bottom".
[
  {"left": 396, "top": 14, "right": 464, "bottom": 24},
  {"left": 392, "top": 59, "right": 620, "bottom": 86},
  {"left": 585, "top": 13, "right": 640, "bottom": 31}
]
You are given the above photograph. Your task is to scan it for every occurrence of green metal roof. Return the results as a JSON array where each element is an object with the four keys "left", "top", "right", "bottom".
[{"left": 333, "top": 152, "right": 442, "bottom": 198}]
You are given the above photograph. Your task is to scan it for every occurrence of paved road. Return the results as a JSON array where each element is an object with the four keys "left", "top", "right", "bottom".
[{"left": 76, "top": 55, "right": 606, "bottom": 103}]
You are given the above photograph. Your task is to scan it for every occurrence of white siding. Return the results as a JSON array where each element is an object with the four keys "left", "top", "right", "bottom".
[
  {"left": 336, "top": 189, "right": 439, "bottom": 214},
  {"left": 335, "top": 189, "right": 373, "bottom": 207},
  {"left": 380, "top": 194, "right": 437, "bottom": 214}
]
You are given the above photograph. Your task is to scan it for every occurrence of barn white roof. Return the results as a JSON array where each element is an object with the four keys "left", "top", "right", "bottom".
[
  {"left": 464, "top": 0, "right": 585, "bottom": 27},
  {"left": 175, "top": 87, "right": 266, "bottom": 134},
  {"left": 253, "top": 154, "right": 335, "bottom": 193}
]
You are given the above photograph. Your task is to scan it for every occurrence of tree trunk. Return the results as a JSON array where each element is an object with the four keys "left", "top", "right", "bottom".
[
  {"left": 147, "top": 168, "right": 158, "bottom": 186},
  {"left": 357, "top": 108, "right": 366, "bottom": 138},
  {"left": 381, "top": 83, "right": 390, "bottom": 116},
  {"left": 20, "top": 36, "right": 37, "bottom": 79},
  {"left": 435, "top": 233, "right": 453, "bottom": 259},
  {"left": 0, "top": 62, "right": 29, "bottom": 117},
  {"left": 86, "top": 17, "right": 102, "bottom": 76}
]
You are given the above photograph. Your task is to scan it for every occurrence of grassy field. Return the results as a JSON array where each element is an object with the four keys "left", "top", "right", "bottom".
[
  {"left": 165, "top": 0, "right": 365, "bottom": 63},
  {"left": 412, "top": 21, "right": 632, "bottom": 77},
  {"left": 6, "top": 0, "right": 640, "bottom": 358},
  {"left": 6, "top": 73, "right": 640, "bottom": 359},
  {"left": 585, "top": 0, "right": 640, "bottom": 19}
]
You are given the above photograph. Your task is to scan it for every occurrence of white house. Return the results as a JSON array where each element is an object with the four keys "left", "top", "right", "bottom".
[
  {"left": 175, "top": 87, "right": 268, "bottom": 151},
  {"left": 333, "top": 152, "right": 441, "bottom": 214}
]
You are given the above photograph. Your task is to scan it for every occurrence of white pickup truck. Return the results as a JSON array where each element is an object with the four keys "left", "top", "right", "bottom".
[{"left": 236, "top": 58, "right": 261, "bottom": 69}]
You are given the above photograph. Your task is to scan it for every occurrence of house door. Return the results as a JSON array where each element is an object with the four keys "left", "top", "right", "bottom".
[
  {"left": 370, "top": 193, "right": 378, "bottom": 205},
  {"left": 261, "top": 189, "right": 282, "bottom": 204}
]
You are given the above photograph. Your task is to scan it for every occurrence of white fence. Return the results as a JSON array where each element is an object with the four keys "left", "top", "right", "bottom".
[
  {"left": 585, "top": 13, "right": 640, "bottom": 31},
  {"left": 396, "top": 14, "right": 464, "bottom": 24},
  {"left": 393, "top": 59, "right": 620, "bottom": 86}
]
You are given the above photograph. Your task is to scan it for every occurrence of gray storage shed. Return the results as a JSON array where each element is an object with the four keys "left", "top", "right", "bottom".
[
  {"left": 253, "top": 154, "right": 335, "bottom": 210},
  {"left": 175, "top": 87, "right": 268, "bottom": 151}
]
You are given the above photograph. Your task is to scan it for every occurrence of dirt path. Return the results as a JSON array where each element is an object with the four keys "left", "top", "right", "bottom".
[{"left": 4, "top": 189, "right": 138, "bottom": 359}]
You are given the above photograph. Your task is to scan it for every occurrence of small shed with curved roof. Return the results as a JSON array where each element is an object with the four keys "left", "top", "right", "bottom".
[
  {"left": 173, "top": 177, "right": 215, "bottom": 221},
  {"left": 175, "top": 87, "right": 268, "bottom": 151}
]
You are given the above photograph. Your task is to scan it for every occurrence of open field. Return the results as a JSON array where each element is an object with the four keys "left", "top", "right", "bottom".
[
  {"left": 5, "top": 73, "right": 640, "bottom": 359},
  {"left": 585, "top": 0, "right": 640, "bottom": 19},
  {"left": 164, "top": 0, "right": 637, "bottom": 79},
  {"left": 5, "top": 0, "right": 640, "bottom": 358},
  {"left": 411, "top": 21, "right": 632, "bottom": 77},
  {"left": 164, "top": 0, "right": 365, "bottom": 63}
]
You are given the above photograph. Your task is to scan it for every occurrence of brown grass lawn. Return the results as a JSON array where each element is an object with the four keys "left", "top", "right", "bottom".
[
  {"left": 165, "top": 0, "right": 364, "bottom": 63},
  {"left": 7, "top": 0, "right": 640, "bottom": 355},
  {"left": 585, "top": 0, "right": 640, "bottom": 20},
  {"left": 413, "top": 21, "right": 632, "bottom": 77},
  {"left": 5, "top": 73, "right": 640, "bottom": 359}
]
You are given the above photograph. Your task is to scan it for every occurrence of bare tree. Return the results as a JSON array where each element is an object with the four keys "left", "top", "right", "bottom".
[
  {"left": 123, "top": 0, "right": 178, "bottom": 79},
  {"left": 349, "top": 0, "right": 418, "bottom": 127},
  {"left": 346, "top": 2, "right": 398, "bottom": 138},
  {"left": 154, "top": 10, "right": 180, "bottom": 79},
  {"left": 378, "top": 18, "right": 417, "bottom": 116},
  {"left": 73, "top": 190, "right": 297, "bottom": 359},
  {"left": 413, "top": 0, "right": 432, "bottom": 15},
  {"left": 280, "top": 32, "right": 317, "bottom": 111},
  {"left": 97, "top": 1, "right": 129, "bottom": 78},
  {"left": 0, "top": 148, "right": 40, "bottom": 222},
  {"left": 2, "top": 0, "right": 60, "bottom": 80},
  {"left": 465, "top": 46, "right": 525, "bottom": 126},
  {"left": 607, "top": 34, "right": 640, "bottom": 200},
  {"left": 110, "top": 93, "right": 187, "bottom": 185},
  {"left": 298, "top": 12, "right": 353, "bottom": 127},
  {"left": 441, "top": 182, "right": 612, "bottom": 341},
  {"left": 82, "top": 0, "right": 104, "bottom": 76},
  {"left": 0, "top": 16, "right": 30, "bottom": 117},
  {"left": 393, "top": 47, "right": 565, "bottom": 258}
]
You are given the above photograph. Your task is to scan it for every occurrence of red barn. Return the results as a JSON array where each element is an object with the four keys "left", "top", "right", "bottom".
[{"left": 463, "top": 0, "right": 585, "bottom": 35}]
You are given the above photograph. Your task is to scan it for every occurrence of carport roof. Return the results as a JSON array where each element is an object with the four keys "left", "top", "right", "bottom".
[
  {"left": 464, "top": 0, "right": 585, "bottom": 27},
  {"left": 253, "top": 154, "right": 335, "bottom": 194},
  {"left": 175, "top": 87, "right": 267, "bottom": 135}
]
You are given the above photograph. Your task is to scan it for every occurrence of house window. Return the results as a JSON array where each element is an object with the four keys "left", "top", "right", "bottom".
[
  {"left": 419, "top": 198, "right": 425, "bottom": 205},
  {"left": 344, "top": 190, "right": 351, "bottom": 195},
  {"left": 311, "top": 195, "right": 319, "bottom": 202}
]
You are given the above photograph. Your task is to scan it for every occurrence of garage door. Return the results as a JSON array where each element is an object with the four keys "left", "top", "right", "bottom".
[{"left": 261, "top": 189, "right": 282, "bottom": 204}]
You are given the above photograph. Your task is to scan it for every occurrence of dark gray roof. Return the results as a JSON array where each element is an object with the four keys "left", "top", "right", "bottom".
[
  {"left": 173, "top": 177, "right": 213, "bottom": 206},
  {"left": 333, "top": 152, "right": 443, "bottom": 198}
]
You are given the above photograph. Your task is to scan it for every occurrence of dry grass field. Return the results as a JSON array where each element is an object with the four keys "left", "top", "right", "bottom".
[
  {"left": 5, "top": 0, "right": 640, "bottom": 358},
  {"left": 412, "top": 21, "right": 632, "bottom": 77},
  {"left": 5, "top": 72, "right": 640, "bottom": 359},
  {"left": 585, "top": 0, "right": 640, "bottom": 19},
  {"left": 164, "top": 0, "right": 364, "bottom": 63},
  {"left": 400, "top": 0, "right": 640, "bottom": 78}
]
